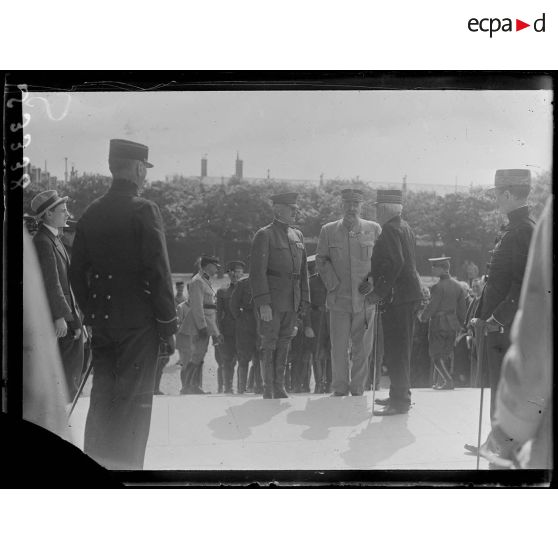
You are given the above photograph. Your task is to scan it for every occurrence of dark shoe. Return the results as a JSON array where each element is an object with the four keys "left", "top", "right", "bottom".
[
  {"left": 331, "top": 392, "right": 348, "bottom": 397},
  {"left": 350, "top": 392, "right": 363, "bottom": 396},
  {"left": 190, "top": 385, "right": 209, "bottom": 395},
  {"left": 374, "top": 397, "right": 391, "bottom": 406},
  {"left": 154, "top": 389, "right": 165, "bottom": 395},
  {"left": 254, "top": 386, "right": 264, "bottom": 395},
  {"left": 439, "top": 382, "right": 455, "bottom": 390},
  {"left": 373, "top": 404, "right": 409, "bottom": 416},
  {"left": 180, "top": 386, "right": 192, "bottom": 395},
  {"left": 263, "top": 387, "right": 274, "bottom": 399},
  {"left": 433, "top": 383, "right": 446, "bottom": 390},
  {"left": 273, "top": 387, "right": 289, "bottom": 398}
]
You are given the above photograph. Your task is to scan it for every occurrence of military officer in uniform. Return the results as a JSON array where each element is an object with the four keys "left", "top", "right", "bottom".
[
  {"left": 230, "top": 274, "right": 263, "bottom": 394},
  {"left": 465, "top": 170, "right": 535, "bottom": 459},
  {"left": 419, "top": 257, "right": 467, "bottom": 390},
  {"left": 359, "top": 189, "right": 422, "bottom": 415},
  {"left": 180, "top": 255, "right": 222, "bottom": 394},
  {"left": 69, "top": 139, "right": 177, "bottom": 470},
  {"left": 31, "top": 191, "right": 84, "bottom": 401},
  {"left": 317, "top": 189, "right": 381, "bottom": 396},
  {"left": 250, "top": 192, "right": 310, "bottom": 399},
  {"left": 216, "top": 261, "right": 245, "bottom": 393},
  {"left": 175, "top": 281, "right": 187, "bottom": 307}
]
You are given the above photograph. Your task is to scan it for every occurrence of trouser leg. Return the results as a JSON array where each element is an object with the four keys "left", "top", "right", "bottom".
[
  {"left": 486, "top": 330, "right": 510, "bottom": 420},
  {"left": 58, "top": 332, "right": 85, "bottom": 402},
  {"left": 260, "top": 349, "right": 275, "bottom": 399},
  {"left": 329, "top": 310, "right": 351, "bottom": 395},
  {"left": 253, "top": 354, "right": 263, "bottom": 394},
  {"left": 349, "top": 306, "right": 374, "bottom": 396},
  {"left": 84, "top": 326, "right": 158, "bottom": 470}
]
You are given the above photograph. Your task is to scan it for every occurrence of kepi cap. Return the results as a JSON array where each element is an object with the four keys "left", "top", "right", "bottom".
[
  {"left": 428, "top": 256, "right": 451, "bottom": 269},
  {"left": 200, "top": 255, "right": 221, "bottom": 268},
  {"left": 30, "top": 190, "right": 69, "bottom": 218},
  {"left": 489, "top": 169, "right": 531, "bottom": 193},
  {"left": 270, "top": 192, "right": 299, "bottom": 207},
  {"left": 109, "top": 138, "right": 153, "bottom": 168},
  {"left": 341, "top": 189, "right": 364, "bottom": 202},
  {"left": 374, "top": 189, "right": 403, "bottom": 205}
]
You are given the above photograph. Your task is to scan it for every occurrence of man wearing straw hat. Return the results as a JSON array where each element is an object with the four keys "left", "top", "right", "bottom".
[
  {"left": 317, "top": 188, "right": 381, "bottom": 396},
  {"left": 31, "top": 190, "right": 84, "bottom": 401},
  {"left": 359, "top": 189, "right": 422, "bottom": 415}
]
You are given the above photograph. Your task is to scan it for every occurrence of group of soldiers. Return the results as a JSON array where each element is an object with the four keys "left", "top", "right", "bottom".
[{"left": 25, "top": 135, "right": 549, "bottom": 470}]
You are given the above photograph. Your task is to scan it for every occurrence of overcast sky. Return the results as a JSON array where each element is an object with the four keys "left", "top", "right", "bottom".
[{"left": 23, "top": 89, "right": 552, "bottom": 186}]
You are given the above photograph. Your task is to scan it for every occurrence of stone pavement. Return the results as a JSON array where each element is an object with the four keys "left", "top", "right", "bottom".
[{"left": 68, "top": 386, "right": 491, "bottom": 470}]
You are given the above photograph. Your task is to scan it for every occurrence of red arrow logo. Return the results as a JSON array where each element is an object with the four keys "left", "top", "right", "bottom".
[{"left": 516, "top": 19, "right": 530, "bottom": 31}]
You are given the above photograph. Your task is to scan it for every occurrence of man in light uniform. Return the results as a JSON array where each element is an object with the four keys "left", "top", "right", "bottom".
[{"left": 317, "top": 189, "right": 381, "bottom": 396}]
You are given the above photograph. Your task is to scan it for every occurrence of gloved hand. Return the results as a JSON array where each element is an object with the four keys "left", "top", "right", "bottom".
[
  {"left": 259, "top": 304, "right": 273, "bottom": 322},
  {"left": 304, "top": 327, "right": 315, "bottom": 338}
]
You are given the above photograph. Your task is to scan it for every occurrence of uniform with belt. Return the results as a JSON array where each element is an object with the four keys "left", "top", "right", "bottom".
[
  {"left": 32, "top": 204, "right": 84, "bottom": 401},
  {"left": 475, "top": 170, "right": 535, "bottom": 418},
  {"left": 368, "top": 191, "right": 422, "bottom": 411},
  {"left": 317, "top": 202, "right": 381, "bottom": 396},
  {"left": 230, "top": 276, "right": 262, "bottom": 394},
  {"left": 420, "top": 258, "right": 467, "bottom": 389},
  {"left": 69, "top": 139, "right": 177, "bottom": 470},
  {"left": 249, "top": 192, "right": 310, "bottom": 398}
]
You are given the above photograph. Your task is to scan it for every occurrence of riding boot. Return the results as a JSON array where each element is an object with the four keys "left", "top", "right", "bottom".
[
  {"left": 260, "top": 349, "right": 275, "bottom": 399},
  {"left": 246, "top": 363, "right": 254, "bottom": 392},
  {"left": 323, "top": 358, "right": 332, "bottom": 393},
  {"left": 237, "top": 362, "right": 248, "bottom": 394},
  {"left": 217, "top": 365, "right": 224, "bottom": 393},
  {"left": 273, "top": 344, "right": 290, "bottom": 399},
  {"left": 223, "top": 362, "right": 234, "bottom": 394},
  {"left": 301, "top": 355, "right": 311, "bottom": 392},
  {"left": 313, "top": 356, "right": 324, "bottom": 394},
  {"left": 253, "top": 358, "right": 264, "bottom": 394}
]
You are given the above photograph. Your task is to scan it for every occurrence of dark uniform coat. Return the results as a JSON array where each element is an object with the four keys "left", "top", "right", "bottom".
[
  {"left": 69, "top": 178, "right": 177, "bottom": 470},
  {"left": 33, "top": 224, "right": 84, "bottom": 400},
  {"left": 230, "top": 276, "right": 259, "bottom": 364},
  {"left": 217, "top": 282, "right": 238, "bottom": 364},
  {"left": 420, "top": 273, "right": 467, "bottom": 358},
  {"left": 474, "top": 205, "right": 535, "bottom": 417},
  {"left": 369, "top": 214, "right": 422, "bottom": 406}
]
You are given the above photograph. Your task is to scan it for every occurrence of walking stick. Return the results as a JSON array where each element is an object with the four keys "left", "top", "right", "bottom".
[
  {"left": 371, "top": 305, "right": 380, "bottom": 417},
  {"left": 67, "top": 355, "right": 94, "bottom": 420},
  {"left": 474, "top": 325, "right": 487, "bottom": 470}
]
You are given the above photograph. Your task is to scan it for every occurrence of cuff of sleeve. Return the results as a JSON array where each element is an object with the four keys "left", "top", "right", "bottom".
[{"left": 156, "top": 317, "right": 178, "bottom": 337}]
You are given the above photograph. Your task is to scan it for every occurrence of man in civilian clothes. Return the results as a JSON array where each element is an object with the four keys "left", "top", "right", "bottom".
[
  {"left": 359, "top": 189, "right": 422, "bottom": 415},
  {"left": 250, "top": 192, "right": 310, "bottom": 399},
  {"left": 31, "top": 191, "right": 84, "bottom": 401},
  {"left": 465, "top": 169, "right": 535, "bottom": 454},
  {"left": 70, "top": 139, "right": 177, "bottom": 470}
]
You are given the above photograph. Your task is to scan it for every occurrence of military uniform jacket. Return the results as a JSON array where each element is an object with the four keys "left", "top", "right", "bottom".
[
  {"left": 370, "top": 215, "right": 422, "bottom": 305},
  {"left": 476, "top": 206, "right": 535, "bottom": 327},
  {"left": 249, "top": 219, "right": 310, "bottom": 312},
  {"left": 69, "top": 179, "right": 177, "bottom": 337},
  {"left": 229, "top": 277, "right": 253, "bottom": 319},
  {"left": 33, "top": 224, "right": 82, "bottom": 330},
  {"left": 420, "top": 274, "right": 467, "bottom": 332},
  {"left": 216, "top": 283, "right": 237, "bottom": 337},
  {"left": 181, "top": 272, "right": 220, "bottom": 336},
  {"left": 317, "top": 218, "right": 381, "bottom": 313}
]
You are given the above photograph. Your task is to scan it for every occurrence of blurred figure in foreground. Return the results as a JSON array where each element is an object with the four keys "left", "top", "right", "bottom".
[{"left": 479, "top": 197, "right": 552, "bottom": 469}]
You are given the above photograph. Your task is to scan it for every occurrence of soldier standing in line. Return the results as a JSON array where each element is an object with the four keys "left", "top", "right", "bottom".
[
  {"left": 359, "top": 189, "right": 423, "bottom": 415},
  {"left": 249, "top": 192, "right": 310, "bottom": 399},
  {"left": 230, "top": 274, "right": 263, "bottom": 395},
  {"left": 465, "top": 169, "right": 535, "bottom": 455},
  {"left": 317, "top": 189, "right": 382, "bottom": 397},
  {"left": 180, "top": 255, "right": 223, "bottom": 394},
  {"left": 419, "top": 257, "right": 467, "bottom": 390},
  {"left": 70, "top": 139, "right": 177, "bottom": 470},
  {"left": 216, "top": 261, "right": 245, "bottom": 393}
]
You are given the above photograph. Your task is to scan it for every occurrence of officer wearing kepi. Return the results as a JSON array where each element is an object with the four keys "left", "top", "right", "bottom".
[
  {"left": 419, "top": 257, "right": 467, "bottom": 390},
  {"left": 70, "top": 139, "right": 177, "bottom": 470},
  {"left": 250, "top": 192, "right": 310, "bottom": 399},
  {"left": 465, "top": 169, "right": 535, "bottom": 455}
]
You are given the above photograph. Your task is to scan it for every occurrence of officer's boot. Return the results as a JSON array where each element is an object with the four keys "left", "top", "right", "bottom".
[
  {"left": 313, "top": 356, "right": 324, "bottom": 394},
  {"left": 324, "top": 359, "right": 332, "bottom": 393},
  {"left": 253, "top": 358, "right": 264, "bottom": 394},
  {"left": 260, "top": 349, "right": 275, "bottom": 399},
  {"left": 237, "top": 362, "right": 248, "bottom": 394},
  {"left": 439, "top": 357, "right": 455, "bottom": 390},
  {"left": 217, "top": 365, "right": 224, "bottom": 393},
  {"left": 273, "top": 344, "right": 290, "bottom": 399},
  {"left": 223, "top": 362, "right": 234, "bottom": 394},
  {"left": 246, "top": 363, "right": 254, "bottom": 392},
  {"left": 301, "top": 354, "right": 311, "bottom": 393},
  {"left": 180, "top": 362, "right": 196, "bottom": 394}
]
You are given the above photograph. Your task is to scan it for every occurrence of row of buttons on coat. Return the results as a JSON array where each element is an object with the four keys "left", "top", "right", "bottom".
[
  {"left": 90, "top": 314, "right": 110, "bottom": 319},
  {"left": 91, "top": 294, "right": 111, "bottom": 299},
  {"left": 93, "top": 274, "right": 113, "bottom": 279}
]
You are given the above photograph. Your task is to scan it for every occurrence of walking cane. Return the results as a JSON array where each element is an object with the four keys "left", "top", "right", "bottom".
[
  {"left": 371, "top": 305, "right": 380, "bottom": 417},
  {"left": 67, "top": 356, "right": 94, "bottom": 420},
  {"left": 474, "top": 324, "right": 487, "bottom": 470}
]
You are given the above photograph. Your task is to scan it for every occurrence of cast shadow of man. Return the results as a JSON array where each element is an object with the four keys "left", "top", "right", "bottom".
[
  {"left": 340, "top": 414, "right": 416, "bottom": 469},
  {"left": 208, "top": 399, "right": 290, "bottom": 441},
  {"left": 286, "top": 396, "right": 371, "bottom": 441}
]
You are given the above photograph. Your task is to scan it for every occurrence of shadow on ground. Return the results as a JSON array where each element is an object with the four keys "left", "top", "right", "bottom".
[
  {"left": 286, "top": 396, "right": 371, "bottom": 440},
  {"left": 340, "top": 414, "right": 416, "bottom": 468},
  {"left": 208, "top": 399, "right": 290, "bottom": 440}
]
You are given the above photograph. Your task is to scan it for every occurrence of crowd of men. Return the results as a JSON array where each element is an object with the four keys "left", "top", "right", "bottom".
[{"left": 23, "top": 138, "right": 552, "bottom": 471}]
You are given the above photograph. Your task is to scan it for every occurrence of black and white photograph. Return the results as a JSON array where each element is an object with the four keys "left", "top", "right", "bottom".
[{"left": 8, "top": 76, "right": 552, "bottom": 481}]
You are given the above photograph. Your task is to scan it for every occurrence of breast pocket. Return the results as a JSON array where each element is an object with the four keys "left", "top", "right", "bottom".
[{"left": 359, "top": 240, "right": 374, "bottom": 261}]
